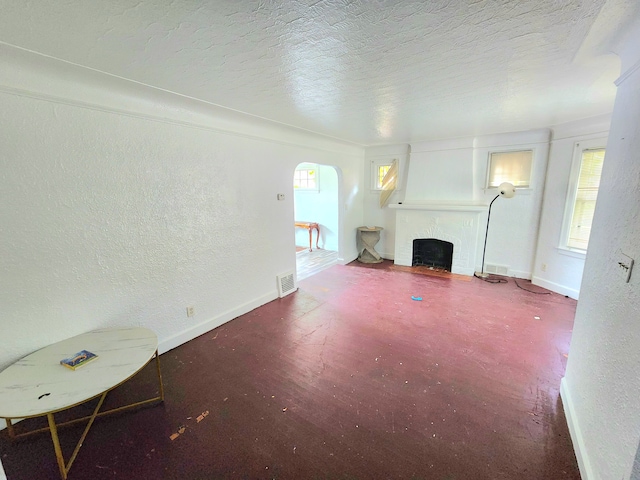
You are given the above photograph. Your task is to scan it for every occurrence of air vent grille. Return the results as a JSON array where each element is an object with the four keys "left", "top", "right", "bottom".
[
  {"left": 277, "top": 271, "right": 297, "bottom": 298},
  {"left": 485, "top": 264, "right": 509, "bottom": 276}
]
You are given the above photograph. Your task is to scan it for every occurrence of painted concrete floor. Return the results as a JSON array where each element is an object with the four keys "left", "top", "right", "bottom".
[{"left": 0, "top": 261, "right": 580, "bottom": 479}]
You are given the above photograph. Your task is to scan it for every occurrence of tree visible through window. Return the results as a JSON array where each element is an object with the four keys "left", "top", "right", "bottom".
[{"left": 566, "top": 148, "right": 605, "bottom": 250}]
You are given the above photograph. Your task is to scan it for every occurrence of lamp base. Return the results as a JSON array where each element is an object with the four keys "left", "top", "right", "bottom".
[{"left": 474, "top": 271, "right": 490, "bottom": 279}]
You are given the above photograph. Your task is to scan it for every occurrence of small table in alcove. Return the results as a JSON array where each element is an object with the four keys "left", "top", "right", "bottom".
[
  {"left": 357, "top": 226, "right": 384, "bottom": 263},
  {"left": 295, "top": 221, "right": 320, "bottom": 251}
]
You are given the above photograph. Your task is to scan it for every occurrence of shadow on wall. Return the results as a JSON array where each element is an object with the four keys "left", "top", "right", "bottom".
[{"left": 632, "top": 440, "right": 640, "bottom": 479}]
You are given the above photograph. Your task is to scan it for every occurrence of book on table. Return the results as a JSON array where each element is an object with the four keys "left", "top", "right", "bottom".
[{"left": 60, "top": 350, "right": 98, "bottom": 370}]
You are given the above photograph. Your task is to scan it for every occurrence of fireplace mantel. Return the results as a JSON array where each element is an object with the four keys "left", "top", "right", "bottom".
[{"left": 389, "top": 203, "right": 486, "bottom": 212}]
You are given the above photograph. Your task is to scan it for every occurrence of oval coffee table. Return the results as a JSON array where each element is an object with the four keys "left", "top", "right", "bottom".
[{"left": 0, "top": 327, "right": 164, "bottom": 479}]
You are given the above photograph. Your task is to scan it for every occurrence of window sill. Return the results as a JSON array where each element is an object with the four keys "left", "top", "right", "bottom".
[{"left": 556, "top": 246, "right": 587, "bottom": 259}]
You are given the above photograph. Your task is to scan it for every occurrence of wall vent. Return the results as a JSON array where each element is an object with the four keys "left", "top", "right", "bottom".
[
  {"left": 485, "top": 264, "right": 509, "bottom": 276},
  {"left": 277, "top": 271, "right": 297, "bottom": 298}
]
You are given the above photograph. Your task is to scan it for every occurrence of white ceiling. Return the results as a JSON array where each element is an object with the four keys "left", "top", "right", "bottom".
[{"left": 0, "top": 0, "right": 636, "bottom": 145}]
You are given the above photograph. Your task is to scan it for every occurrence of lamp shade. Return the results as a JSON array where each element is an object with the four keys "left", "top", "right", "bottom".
[{"left": 498, "top": 182, "right": 516, "bottom": 198}]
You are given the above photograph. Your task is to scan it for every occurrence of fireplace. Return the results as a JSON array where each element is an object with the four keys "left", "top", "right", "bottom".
[
  {"left": 390, "top": 203, "right": 485, "bottom": 276},
  {"left": 412, "top": 239, "right": 454, "bottom": 270}
]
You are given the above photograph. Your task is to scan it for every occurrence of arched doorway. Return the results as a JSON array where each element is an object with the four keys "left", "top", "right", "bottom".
[{"left": 293, "top": 162, "right": 340, "bottom": 280}]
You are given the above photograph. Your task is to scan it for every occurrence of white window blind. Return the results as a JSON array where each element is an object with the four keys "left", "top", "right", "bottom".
[
  {"left": 487, "top": 150, "right": 533, "bottom": 188},
  {"left": 567, "top": 148, "right": 605, "bottom": 250}
]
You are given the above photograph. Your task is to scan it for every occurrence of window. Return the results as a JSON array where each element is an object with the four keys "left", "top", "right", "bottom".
[
  {"left": 293, "top": 165, "right": 318, "bottom": 191},
  {"left": 487, "top": 150, "right": 533, "bottom": 188},
  {"left": 562, "top": 142, "right": 606, "bottom": 251},
  {"left": 379, "top": 159, "right": 398, "bottom": 207},
  {"left": 371, "top": 159, "right": 394, "bottom": 190},
  {"left": 376, "top": 164, "right": 391, "bottom": 189}
]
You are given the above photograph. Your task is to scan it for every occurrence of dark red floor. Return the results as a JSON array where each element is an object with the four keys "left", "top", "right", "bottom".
[{"left": 0, "top": 261, "right": 580, "bottom": 479}]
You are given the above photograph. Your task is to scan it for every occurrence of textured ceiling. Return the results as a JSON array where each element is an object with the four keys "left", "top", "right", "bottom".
[{"left": 0, "top": 0, "right": 631, "bottom": 145}]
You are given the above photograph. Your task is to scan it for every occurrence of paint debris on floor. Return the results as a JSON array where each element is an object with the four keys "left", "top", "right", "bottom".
[{"left": 0, "top": 260, "right": 580, "bottom": 479}]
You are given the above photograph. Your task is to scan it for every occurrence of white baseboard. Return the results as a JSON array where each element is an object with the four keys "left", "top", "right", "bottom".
[
  {"left": 0, "top": 291, "right": 279, "bottom": 424},
  {"left": 158, "top": 290, "right": 279, "bottom": 354},
  {"left": 532, "top": 276, "right": 579, "bottom": 299},
  {"left": 338, "top": 253, "right": 358, "bottom": 265},
  {"left": 0, "top": 291, "right": 279, "bottom": 477},
  {"left": 560, "top": 377, "right": 593, "bottom": 480},
  {"left": 509, "top": 269, "right": 532, "bottom": 280}
]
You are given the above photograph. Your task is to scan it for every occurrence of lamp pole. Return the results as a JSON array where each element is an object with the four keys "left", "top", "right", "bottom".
[{"left": 475, "top": 182, "right": 515, "bottom": 279}]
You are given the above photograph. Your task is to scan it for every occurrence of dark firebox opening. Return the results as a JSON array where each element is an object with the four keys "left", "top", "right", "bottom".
[{"left": 412, "top": 239, "right": 453, "bottom": 271}]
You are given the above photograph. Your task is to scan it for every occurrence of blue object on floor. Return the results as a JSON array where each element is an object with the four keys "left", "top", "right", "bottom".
[{"left": 411, "top": 296, "right": 422, "bottom": 301}]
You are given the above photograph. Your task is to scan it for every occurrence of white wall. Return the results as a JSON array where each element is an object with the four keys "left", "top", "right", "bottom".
[
  {"left": 561, "top": 21, "right": 640, "bottom": 480},
  {"left": 472, "top": 130, "right": 550, "bottom": 279},
  {"left": 294, "top": 164, "right": 339, "bottom": 251},
  {"left": 365, "top": 132, "right": 550, "bottom": 278},
  {"left": 532, "top": 115, "right": 611, "bottom": 299},
  {"left": 406, "top": 138, "right": 476, "bottom": 203},
  {"left": 362, "top": 144, "right": 410, "bottom": 259},
  {"left": 0, "top": 45, "right": 364, "bottom": 373}
]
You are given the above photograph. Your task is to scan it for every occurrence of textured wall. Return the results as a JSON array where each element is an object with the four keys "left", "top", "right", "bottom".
[
  {"left": 0, "top": 67, "right": 364, "bottom": 371},
  {"left": 472, "top": 131, "right": 551, "bottom": 279},
  {"left": 362, "top": 144, "right": 409, "bottom": 259},
  {"left": 404, "top": 139, "right": 476, "bottom": 204},
  {"left": 563, "top": 30, "right": 640, "bottom": 479},
  {"left": 532, "top": 115, "right": 610, "bottom": 299},
  {"left": 368, "top": 132, "right": 550, "bottom": 278}
]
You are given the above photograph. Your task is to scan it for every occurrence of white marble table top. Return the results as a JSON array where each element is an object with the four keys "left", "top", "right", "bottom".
[{"left": 0, "top": 327, "right": 158, "bottom": 419}]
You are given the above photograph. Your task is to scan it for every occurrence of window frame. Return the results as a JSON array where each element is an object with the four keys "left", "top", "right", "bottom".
[
  {"left": 293, "top": 163, "right": 320, "bottom": 193},
  {"left": 485, "top": 149, "right": 534, "bottom": 190},
  {"left": 558, "top": 137, "right": 607, "bottom": 255},
  {"left": 371, "top": 158, "right": 394, "bottom": 191}
]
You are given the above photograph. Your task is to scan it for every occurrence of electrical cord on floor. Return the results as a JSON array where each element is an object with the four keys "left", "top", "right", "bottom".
[
  {"left": 474, "top": 273, "right": 508, "bottom": 283},
  {"left": 483, "top": 275, "right": 508, "bottom": 284},
  {"left": 513, "top": 277, "right": 551, "bottom": 294}
]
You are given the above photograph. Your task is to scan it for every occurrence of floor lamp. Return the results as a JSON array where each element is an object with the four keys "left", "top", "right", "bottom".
[{"left": 475, "top": 182, "right": 516, "bottom": 279}]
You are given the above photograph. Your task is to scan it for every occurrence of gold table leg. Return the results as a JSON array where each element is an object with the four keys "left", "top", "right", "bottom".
[
  {"left": 47, "top": 413, "right": 67, "bottom": 480},
  {"left": 4, "top": 351, "right": 164, "bottom": 479},
  {"left": 5, "top": 418, "right": 15, "bottom": 438},
  {"left": 48, "top": 391, "right": 107, "bottom": 480},
  {"left": 155, "top": 349, "right": 165, "bottom": 401}
]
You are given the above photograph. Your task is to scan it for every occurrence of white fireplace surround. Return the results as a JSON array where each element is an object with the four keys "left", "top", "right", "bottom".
[{"left": 390, "top": 203, "right": 486, "bottom": 276}]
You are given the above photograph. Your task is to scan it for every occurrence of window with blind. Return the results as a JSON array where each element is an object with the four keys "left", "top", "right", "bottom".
[
  {"left": 565, "top": 147, "right": 605, "bottom": 250},
  {"left": 487, "top": 150, "right": 533, "bottom": 188}
]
